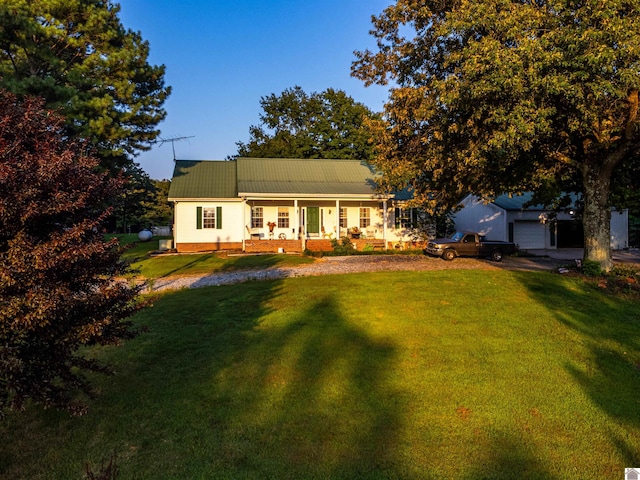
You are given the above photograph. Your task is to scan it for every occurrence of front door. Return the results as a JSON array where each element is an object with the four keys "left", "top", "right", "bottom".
[{"left": 307, "top": 207, "right": 320, "bottom": 235}]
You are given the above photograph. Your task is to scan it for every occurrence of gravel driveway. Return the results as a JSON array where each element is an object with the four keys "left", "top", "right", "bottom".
[{"left": 148, "top": 254, "right": 566, "bottom": 292}]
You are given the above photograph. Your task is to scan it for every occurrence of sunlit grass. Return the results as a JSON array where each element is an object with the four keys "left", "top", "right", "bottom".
[
  {"left": 1, "top": 270, "right": 639, "bottom": 479},
  {"left": 130, "top": 251, "right": 315, "bottom": 279},
  {"left": 106, "top": 233, "right": 314, "bottom": 279}
]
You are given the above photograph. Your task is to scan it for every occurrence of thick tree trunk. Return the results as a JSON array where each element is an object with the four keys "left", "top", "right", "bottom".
[{"left": 582, "top": 163, "right": 613, "bottom": 271}]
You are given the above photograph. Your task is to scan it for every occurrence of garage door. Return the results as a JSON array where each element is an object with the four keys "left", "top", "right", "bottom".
[{"left": 514, "top": 221, "right": 546, "bottom": 249}]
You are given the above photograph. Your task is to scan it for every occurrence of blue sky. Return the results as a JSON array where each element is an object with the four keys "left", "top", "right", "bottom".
[{"left": 117, "top": 0, "right": 392, "bottom": 180}]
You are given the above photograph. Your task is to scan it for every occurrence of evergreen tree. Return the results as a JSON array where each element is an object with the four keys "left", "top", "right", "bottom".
[{"left": 0, "top": 0, "right": 170, "bottom": 173}]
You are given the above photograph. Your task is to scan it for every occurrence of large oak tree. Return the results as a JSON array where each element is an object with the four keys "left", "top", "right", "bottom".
[
  {"left": 353, "top": 0, "right": 640, "bottom": 269},
  {"left": 0, "top": 0, "right": 170, "bottom": 173},
  {"left": 0, "top": 90, "right": 140, "bottom": 416},
  {"left": 236, "top": 86, "right": 380, "bottom": 160}
]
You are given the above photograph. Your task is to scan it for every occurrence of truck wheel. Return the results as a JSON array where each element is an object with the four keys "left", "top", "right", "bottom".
[
  {"left": 442, "top": 249, "right": 456, "bottom": 261},
  {"left": 491, "top": 249, "right": 503, "bottom": 262}
]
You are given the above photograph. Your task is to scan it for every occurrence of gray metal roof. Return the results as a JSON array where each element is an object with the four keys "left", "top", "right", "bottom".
[
  {"left": 493, "top": 192, "right": 579, "bottom": 210},
  {"left": 493, "top": 193, "right": 539, "bottom": 210}
]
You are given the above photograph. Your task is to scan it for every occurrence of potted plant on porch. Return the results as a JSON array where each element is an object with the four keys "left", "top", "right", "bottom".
[
  {"left": 350, "top": 226, "right": 362, "bottom": 239},
  {"left": 267, "top": 221, "right": 276, "bottom": 239}
]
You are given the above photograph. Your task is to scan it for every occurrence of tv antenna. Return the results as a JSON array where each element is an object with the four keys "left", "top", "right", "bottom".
[{"left": 153, "top": 135, "right": 195, "bottom": 160}]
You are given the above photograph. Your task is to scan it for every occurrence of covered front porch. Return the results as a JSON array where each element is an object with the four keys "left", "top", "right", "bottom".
[
  {"left": 243, "top": 237, "right": 388, "bottom": 254},
  {"left": 242, "top": 197, "right": 390, "bottom": 252}
]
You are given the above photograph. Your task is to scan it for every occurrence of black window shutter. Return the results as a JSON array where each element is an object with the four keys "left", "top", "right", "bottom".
[
  {"left": 216, "top": 206, "right": 222, "bottom": 229},
  {"left": 196, "top": 206, "right": 202, "bottom": 229}
]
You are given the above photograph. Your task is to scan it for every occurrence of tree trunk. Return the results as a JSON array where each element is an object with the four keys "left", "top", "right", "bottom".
[{"left": 582, "top": 162, "right": 613, "bottom": 271}]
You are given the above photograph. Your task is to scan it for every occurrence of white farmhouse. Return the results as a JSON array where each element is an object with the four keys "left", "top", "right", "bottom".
[{"left": 168, "top": 158, "right": 419, "bottom": 253}]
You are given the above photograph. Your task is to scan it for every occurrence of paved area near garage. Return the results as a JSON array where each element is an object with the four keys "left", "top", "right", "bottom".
[{"left": 523, "top": 248, "right": 640, "bottom": 263}]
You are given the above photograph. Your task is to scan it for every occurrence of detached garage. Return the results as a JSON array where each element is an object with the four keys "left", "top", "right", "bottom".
[
  {"left": 453, "top": 193, "right": 629, "bottom": 251},
  {"left": 513, "top": 221, "right": 546, "bottom": 250}
]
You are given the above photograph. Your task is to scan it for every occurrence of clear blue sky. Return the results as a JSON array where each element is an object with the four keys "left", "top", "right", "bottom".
[{"left": 117, "top": 0, "right": 392, "bottom": 180}]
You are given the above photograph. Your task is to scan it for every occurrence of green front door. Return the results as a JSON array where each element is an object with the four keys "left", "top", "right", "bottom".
[{"left": 307, "top": 207, "right": 320, "bottom": 235}]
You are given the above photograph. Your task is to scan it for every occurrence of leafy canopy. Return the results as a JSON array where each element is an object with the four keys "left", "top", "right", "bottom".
[
  {"left": 0, "top": 90, "right": 140, "bottom": 416},
  {"left": 236, "top": 86, "right": 380, "bottom": 160},
  {"left": 0, "top": 0, "right": 171, "bottom": 172},
  {"left": 353, "top": 0, "right": 640, "bottom": 267}
]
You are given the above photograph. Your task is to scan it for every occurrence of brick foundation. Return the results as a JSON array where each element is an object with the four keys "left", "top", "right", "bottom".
[
  {"left": 245, "top": 239, "right": 303, "bottom": 253},
  {"left": 174, "top": 238, "right": 395, "bottom": 254},
  {"left": 176, "top": 242, "right": 243, "bottom": 253},
  {"left": 304, "top": 239, "right": 334, "bottom": 252}
]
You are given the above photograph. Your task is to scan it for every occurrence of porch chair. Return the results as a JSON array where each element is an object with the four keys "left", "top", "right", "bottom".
[
  {"left": 365, "top": 227, "right": 376, "bottom": 239},
  {"left": 246, "top": 225, "right": 261, "bottom": 239}
]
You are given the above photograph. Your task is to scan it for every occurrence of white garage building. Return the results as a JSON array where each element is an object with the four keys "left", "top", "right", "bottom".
[{"left": 453, "top": 194, "right": 629, "bottom": 251}]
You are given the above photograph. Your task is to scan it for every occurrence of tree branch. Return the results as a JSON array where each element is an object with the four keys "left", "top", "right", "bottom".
[{"left": 626, "top": 89, "right": 638, "bottom": 141}]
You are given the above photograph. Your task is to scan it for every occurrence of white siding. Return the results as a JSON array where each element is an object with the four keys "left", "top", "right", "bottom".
[
  {"left": 453, "top": 195, "right": 508, "bottom": 240},
  {"left": 174, "top": 201, "right": 245, "bottom": 244},
  {"left": 610, "top": 209, "right": 629, "bottom": 250}
]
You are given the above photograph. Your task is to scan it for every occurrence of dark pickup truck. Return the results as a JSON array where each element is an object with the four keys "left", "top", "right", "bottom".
[{"left": 424, "top": 231, "right": 517, "bottom": 261}]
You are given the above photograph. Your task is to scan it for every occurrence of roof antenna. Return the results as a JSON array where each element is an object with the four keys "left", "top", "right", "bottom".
[{"left": 153, "top": 135, "right": 195, "bottom": 160}]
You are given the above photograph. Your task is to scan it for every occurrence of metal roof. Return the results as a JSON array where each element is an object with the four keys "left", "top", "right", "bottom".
[
  {"left": 493, "top": 193, "right": 539, "bottom": 210},
  {"left": 168, "top": 160, "right": 237, "bottom": 199},
  {"left": 492, "top": 192, "right": 580, "bottom": 211},
  {"left": 168, "top": 158, "right": 382, "bottom": 200},
  {"left": 237, "top": 157, "right": 379, "bottom": 196}
]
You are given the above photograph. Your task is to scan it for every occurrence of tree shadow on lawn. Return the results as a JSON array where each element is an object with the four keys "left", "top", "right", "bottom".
[
  {"left": 461, "top": 429, "right": 556, "bottom": 480},
  {"left": 144, "top": 282, "right": 408, "bottom": 477},
  {"left": 141, "top": 252, "right": 302, "bottom": 279},
  {"left": 134, "top": 252, "right": 223, "bottom": 278},
  {"left": 513, "top": 271, "right": 640, "bottom": 468},
  {"left": 208, "top": 293, "right": 403, "bottom": 478},
  {"left": 0, "top": 279, "right": 404, "bottom": 479}
]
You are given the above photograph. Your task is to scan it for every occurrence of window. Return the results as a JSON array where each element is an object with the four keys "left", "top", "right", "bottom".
[
  {"left": 196, "top": 206, "right": 222, "bottom": 229},
  {"left": 278, "top": 207, "right": 289, "bottom": 228},
  {"left": 395, "top": 207, "right": 418, "bottom": 229},
  {"left": 252, "top": 206, "right": 263, "bottom": 228},
  {"left": 203, "top": 208, "right": 216, "bottom": 228},
  {"left": 339, "top": 207, "right": 347, "bottom": 228},
  {"left": 359, "top": 207, "right": 370, "bottom": 228}
]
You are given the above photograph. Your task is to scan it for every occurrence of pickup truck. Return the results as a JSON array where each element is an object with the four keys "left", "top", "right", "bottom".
[{"left": 424, "top": 231, "right": 517, "bottom": 261}]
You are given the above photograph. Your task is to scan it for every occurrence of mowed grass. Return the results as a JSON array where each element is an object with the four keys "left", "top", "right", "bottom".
[
  {"left": 109, "top": 234, "right": 314, "bottom": 279},
  {"left": 1, "top": 270, "right": 639, "bottom": 479}
]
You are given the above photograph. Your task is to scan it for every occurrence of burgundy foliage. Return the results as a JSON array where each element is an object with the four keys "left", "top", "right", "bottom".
[{"left": 0, "top": 90, "right": 140, "bottom": 416}]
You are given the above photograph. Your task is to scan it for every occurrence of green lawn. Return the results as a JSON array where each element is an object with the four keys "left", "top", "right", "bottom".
[
  {"left": 109, "top": 234, "right": 315, "bottom": 279},
  {"left": 1, "top": 270, "right": 639, "bottom": 479}
]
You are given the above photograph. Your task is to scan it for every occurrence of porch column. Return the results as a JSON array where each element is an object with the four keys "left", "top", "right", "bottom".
[
  {"left": 335, "top": 200, "right": 340, "bottom": 238},
  {"left": 242, "top": 197, "right": 247, "bottom": 251},
  {"left": 295, "top": 199, "right": 303, "bottom": 250},
  {"left": 383, "top": 199, "right": 388, "bottom": 248}
]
